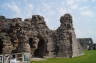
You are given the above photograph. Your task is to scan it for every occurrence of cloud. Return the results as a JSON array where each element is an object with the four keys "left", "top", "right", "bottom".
[
  {"left": 26, "top": 3, "right": 33, "bottom": 17},
  {"left": 6, "top": 2, "right": 21, "bottom": 17},
  {"left": 65, "top": 0, "right": 93, "bottom": 11},
  {"left": 26, "top": 3, "right": 34, "bottom": 14},
  {"left": 79, "top": 6, "right": 89, "bottom": 10},
  {"left": 66, "top": 0, "right": 79, "bottom": 11},
  {"left": 91, "top": 0, "right": 96, "bottom": 2},
  {"left": 80, "top": 9, "right": 94, "bottom": 17},
  {"left": 78, "top": 6, "right": 94, "bottom": 17},
  {"left": 40, "top": 3, "right": 52, "bottom": 13},
  {"left": 28, "top": 4, "right": 33, "bottom": 10},
  {"left": 66, "top": 0, "right": 77, "bottom": 5},
  {"left": 58, "top": 8, "right": 68, "bottom": 16}
]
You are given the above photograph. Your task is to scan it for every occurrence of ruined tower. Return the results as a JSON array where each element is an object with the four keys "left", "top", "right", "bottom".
[
  {"left": 0, "top": 14, "right": 83, "bottom": 58},
  {"left": 53, "top": 14, "right": 83, "bottom": 57},
  {"left": 53, "top": 14, "right": 73, "bottom": 57}
]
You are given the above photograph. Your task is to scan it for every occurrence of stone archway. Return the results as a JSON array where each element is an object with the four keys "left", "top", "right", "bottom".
[
  {"left": 33, "top": 36, "right": 46, "bottom": 58},
  {"left": 0, "top": 39, "right": 3, "bottom": 54}
]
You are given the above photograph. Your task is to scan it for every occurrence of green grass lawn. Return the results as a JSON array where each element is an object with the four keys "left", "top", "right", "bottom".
[{"left": 32, "top": 50, "right": 96, "bottom": 63}]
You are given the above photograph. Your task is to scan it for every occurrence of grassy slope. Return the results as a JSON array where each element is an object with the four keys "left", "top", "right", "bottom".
[{"left": 32, "top": 50, "right": 96, "bottom": 63}]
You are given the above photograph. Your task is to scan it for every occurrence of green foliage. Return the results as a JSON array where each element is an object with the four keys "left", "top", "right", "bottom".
[{"left": 32, "top": 50, "right": 96, "bottom": 63}]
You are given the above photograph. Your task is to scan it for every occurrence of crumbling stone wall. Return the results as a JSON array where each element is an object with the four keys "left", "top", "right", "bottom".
[
  {"left": 52, "top": 14, "right": 82, "bottom": 57},
  {"left": 0, "top": 14, "right": 83, "bottom": 58}
]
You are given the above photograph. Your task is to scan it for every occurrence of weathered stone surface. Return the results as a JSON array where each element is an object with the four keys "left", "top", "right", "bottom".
[
  {"left": 52, "top": 14, "right": 83, "bottom": 57},
  {"left": 0, "top": 14, "right": 83, "bottom": 58}
]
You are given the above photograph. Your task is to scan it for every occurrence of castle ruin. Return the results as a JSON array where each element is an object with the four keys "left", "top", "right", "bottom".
[{"left": 0, "top": 14, "right": 83, "bottom": 58}]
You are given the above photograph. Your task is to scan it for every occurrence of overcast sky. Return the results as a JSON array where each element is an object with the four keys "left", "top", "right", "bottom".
[{"left": 0, "top": 0, "right": 96, "bottom": 43}]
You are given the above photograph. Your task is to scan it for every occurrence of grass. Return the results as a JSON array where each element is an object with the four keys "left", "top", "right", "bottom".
[{"left": 32, "top": 50, "right": 96, "bottom": 63}]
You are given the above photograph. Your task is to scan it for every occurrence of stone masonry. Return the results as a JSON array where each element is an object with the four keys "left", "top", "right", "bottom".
[{"left": 0, "top": 14, "right": 83, "bottom": 58}]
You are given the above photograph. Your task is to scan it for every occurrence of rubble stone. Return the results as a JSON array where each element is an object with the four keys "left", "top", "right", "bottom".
[{"left": 0, "top": 14, "right": 83, "bottom": 58}]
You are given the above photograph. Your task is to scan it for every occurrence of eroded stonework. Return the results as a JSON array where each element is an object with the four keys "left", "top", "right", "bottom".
[{"left": 0, "top": 14, "right": 83, "bottom": 58}]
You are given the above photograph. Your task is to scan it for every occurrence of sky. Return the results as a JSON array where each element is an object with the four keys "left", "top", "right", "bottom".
[{"left": 0, "top": 0, "right": 96, "bottom": 43}]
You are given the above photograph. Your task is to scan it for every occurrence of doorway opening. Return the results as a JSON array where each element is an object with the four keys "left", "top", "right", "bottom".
[
  {"left": 29, "top": 38, "right": 34, "bottom": 48},
  {"left": 0, "top": 39, "right": 3, "bottom": 54},
  {"left": 33, "top": 36, "right": 46, "bottom": 58}
]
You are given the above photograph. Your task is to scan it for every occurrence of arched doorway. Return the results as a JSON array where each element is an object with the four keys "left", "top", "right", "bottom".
[
  {"left": 0, "top": 39, "right": 3, "bottom": 54},
  {"left": 33, "top": 36, "right": 46, "bottom": 58}
]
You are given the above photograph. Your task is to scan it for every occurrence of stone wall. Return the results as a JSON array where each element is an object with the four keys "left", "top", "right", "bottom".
[{"left": 0, "top": 14, "right": 83, "bottom": 58}]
